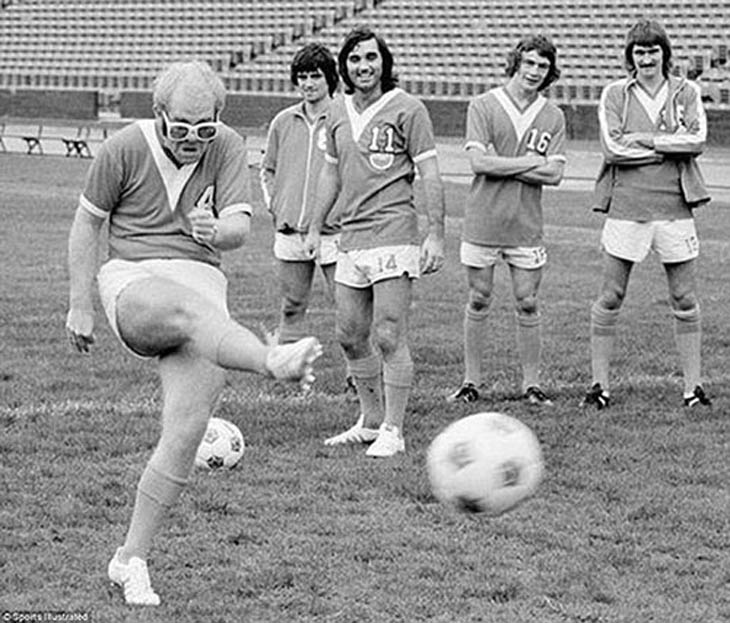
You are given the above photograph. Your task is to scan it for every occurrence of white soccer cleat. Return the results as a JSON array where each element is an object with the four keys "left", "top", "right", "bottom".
[
  {"left": 108, "top": 548, "right": 160, "bottom": 607},
  {"left": 365, "top": 423, "right": 405, "bottom": 458},
  {"left": 265, "top": 336, "right": 323, "bottom": 391},
  {"left": 324, "top": 413, "right": 379, "bottom": 446}
]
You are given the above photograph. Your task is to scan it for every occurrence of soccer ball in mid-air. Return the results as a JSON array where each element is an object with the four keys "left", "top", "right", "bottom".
[
  {"left": 195, "top": 417, "right": 245, "bottom": 470},
  {"left": 427, "top": 412, "right": 543, "bottom": 515}
]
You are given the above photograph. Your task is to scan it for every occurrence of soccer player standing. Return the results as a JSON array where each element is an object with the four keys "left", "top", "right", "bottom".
[
  {"left": 305, "top": 26, "right": 446, "bottom": 457},
  {"left": 66, "top": 61, "right": 322, "bottom": 606},
  {"left": 584, "top": 19, "right": 711, "bottom": 409},
  {"left": 260, "top": 44, "right": 346, "bottom": 366},
  {"left": 448, "top": 34, "right": 565, "bottom": 405}
]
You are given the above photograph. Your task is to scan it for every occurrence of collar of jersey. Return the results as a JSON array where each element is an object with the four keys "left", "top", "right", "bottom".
[
  {"left": 345, "top": 88, "right": 401, "bottom": 143},
  {"left": 493, "top": 87, "right": 547, "bottom": 144},
  {"left": 139, "top": 120, "right": 199, "bottom": 213},
  {"left": 631, "top": 80, "right": 669, "bottom": 125}
]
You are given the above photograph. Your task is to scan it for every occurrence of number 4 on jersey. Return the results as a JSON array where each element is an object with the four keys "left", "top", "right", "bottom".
[{"left": 195, "top": 185, "right": 217, "bottom": 216}]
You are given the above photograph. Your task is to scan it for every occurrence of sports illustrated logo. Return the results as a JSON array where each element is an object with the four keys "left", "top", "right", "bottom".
[
  {"left": 367, "top": 124, "right": 399, "bottom": 170},
  {"left": 449, "top": 441, "right": 474, "bottom": 470},
  {"left": 195, "top": 185, "right": 217, "bottom": 216},
  {"left": 499, "top": 460, "right": 522, "bottom": 487}
]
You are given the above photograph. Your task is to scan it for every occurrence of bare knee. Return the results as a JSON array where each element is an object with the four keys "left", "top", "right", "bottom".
[
  {"left": 336, "top": 318, "right": 370, "bottom": 359},
  {"left": 119, "top": 297, "right": 200, "bottom": 354},
  {"left": 670, "top": 290, "right": 698, "bottom": 313},
  {"left": 597, "top": 284, "right": 626, "bottom": 311},
  {"left": 281, "top": 293, "right": 309, "bottom": 323},
  {"left": 372, "top": 316, "right": 401, "bottom": 358},
  {"left": 515, "top": 293, "right": 539, "bottom": 317},
  {"left": 467, "top": 289, "right": 491, "bottom": 314}
]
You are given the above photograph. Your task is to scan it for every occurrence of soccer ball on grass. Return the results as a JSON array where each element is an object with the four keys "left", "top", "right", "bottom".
[
  {"left": 427, "top": 412, "right": 543, "bottom": 515},
  {"left": 195, "top": 417, "right": 245, "bottom": 470}
]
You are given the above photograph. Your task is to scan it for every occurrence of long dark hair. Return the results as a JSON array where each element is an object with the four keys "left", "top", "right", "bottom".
[
  {"left": 505, "top": 34, "right": 561, "bottom": 91},
  {"left": 290, "top": 42, "right": 339, "bottom": 96},
  {"left": 338, "top": 25, "right": 398, "bottom": 94},
  {"left": 624, "top": 18, "right": 672, "bottom": 77}
]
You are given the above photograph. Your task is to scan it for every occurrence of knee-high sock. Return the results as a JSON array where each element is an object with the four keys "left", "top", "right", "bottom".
[
  {"left": 348, "top": 353, "right": 383, "bottom": 428},
  {"left": 673, "top": 306, "right": 702, "bottom": 395},
  {"left": 383, "top": 346, "right": 414, "bottom": 430},
  {"left": 590, "top": 302, "right": 620, "bottom": 391},
  {"left": 464, "top": 304, "right": 489, "bottom": 385},
  {"left": 122, "top": 462, "right": 187, "bottom": 561},
  {"left": 516, "top": 312, "right": 541, "bottom": 391}
]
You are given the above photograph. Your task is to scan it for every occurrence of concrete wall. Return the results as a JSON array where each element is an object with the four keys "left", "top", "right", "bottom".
[
  {"left": 120, "top": 91, "right": 300, "bottom": 130},
  {"left": 120, "top": 90, "right": 730, "bottom": 145},
  {"left": 0, "top": 89, "right": 98, "bottom": 119}
]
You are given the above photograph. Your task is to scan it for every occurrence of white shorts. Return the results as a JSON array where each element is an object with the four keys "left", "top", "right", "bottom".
[
  {"left": 98, "top": 258, "right": 229, "bottom": 358},
  {"left": 274, "top": 232, "right": 340, "bottom": 265},
  {"left": 601, "top": 218, "right": 699, "bottom": 263},
  {"left": 334, "top": 245, "right": 421, "bottom": 288},
  {"left": 460, "top": 241, "right": 547, "bottom": 270}
]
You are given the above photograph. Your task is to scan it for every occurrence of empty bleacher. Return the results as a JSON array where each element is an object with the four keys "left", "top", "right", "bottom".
[
  {"left": 0, "top": 0, "right": 370, "bottom": 90},
  {"left": 227, "top": 0, "right": 730, "bottom": 104},
  {"left": 0, "top": 0, "right": 728, "bottom": 108}
]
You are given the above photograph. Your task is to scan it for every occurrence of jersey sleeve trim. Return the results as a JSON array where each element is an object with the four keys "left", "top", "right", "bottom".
[
  {"left": 79, "top": 194, "right": 108, "bottom": 219},
  {"left": 413, "top": 148, "right": 437, "bottom": 164},
  {"left": 465, "top": 140, "right": 487, "bottom": 152},
  {"left": 219, "top": 202, "right": 253, "bottom": 218}
]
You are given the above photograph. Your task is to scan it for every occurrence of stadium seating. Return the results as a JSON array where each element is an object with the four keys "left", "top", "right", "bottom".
[{"left": 0, "top": 0, "right": 728, "bottom": 108}]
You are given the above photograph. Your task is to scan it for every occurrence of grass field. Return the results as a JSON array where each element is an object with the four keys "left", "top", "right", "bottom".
[{"left": 1, "top": 150, "right": 729, "bottom": 623}]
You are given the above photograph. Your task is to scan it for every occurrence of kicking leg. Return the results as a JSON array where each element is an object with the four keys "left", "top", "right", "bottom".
[
  {"left": 116, "top": 277, "right": 320, "bottom": 385},
  {"left": 109, "top": 352, "right": 224, "bottom": 606}
]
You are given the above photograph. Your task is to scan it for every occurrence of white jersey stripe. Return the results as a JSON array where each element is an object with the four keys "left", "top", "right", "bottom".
[
  {"left": 493, "top": 88, "right": 547, "bottom": 144},
  {"left": 139, "top": 120, "right": 198, "bottom": 213},
  {"left": 633, "top": 82, "right": 668, "bottom": 125},
  {"left": 345, "top": 89, "right": 401, "bottom": 143}
]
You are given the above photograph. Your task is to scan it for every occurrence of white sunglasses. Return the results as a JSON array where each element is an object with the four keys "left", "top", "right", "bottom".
[{"left": 161, "top": 110, "right": 220, "bottom": 142}]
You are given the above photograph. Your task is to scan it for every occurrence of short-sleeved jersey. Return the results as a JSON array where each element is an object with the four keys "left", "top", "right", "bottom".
[
  {"left": 324, "top": 88, "right": 437, "bottom": 251},
  {"left": 260, "top": 101, "right": 339, "bottom": 235},
  {"left": 597, "top": 77, "right": 705, "bottom": 221},
  {"left": 80, "top": 120, "right": 251, "bottom": 266},
  {"left": 463, "top": 87, "right": 566, "bottom": 247}
]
